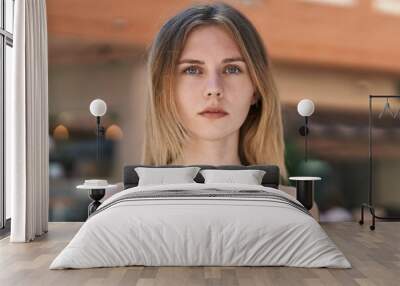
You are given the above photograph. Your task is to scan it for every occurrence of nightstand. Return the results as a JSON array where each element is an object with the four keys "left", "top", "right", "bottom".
[
  {"left": 289, "top": 176, "right": 321, "bottom": 210},
  {"left": 77, "top": 180, "right": 117, "bottom": 217}
]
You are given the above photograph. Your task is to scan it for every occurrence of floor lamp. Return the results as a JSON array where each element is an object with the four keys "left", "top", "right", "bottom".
[{"left": 87, "top": 99, "right": 107, "bottom": 215}]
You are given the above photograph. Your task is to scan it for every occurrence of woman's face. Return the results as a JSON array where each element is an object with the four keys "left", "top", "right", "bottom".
[{"left": 174, "top": 25, "right": 256, "bottom": 141}]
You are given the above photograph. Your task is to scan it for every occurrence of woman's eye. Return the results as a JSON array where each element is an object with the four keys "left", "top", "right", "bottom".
[
  {"left": 182, "top": 65, "right": 242, "bottom": 75},
  {"left": 225, "top": 65, "right": 241, "bottom": 74},
  {"left": 183, "top": 66, "right": 201, "bottom": 75}
]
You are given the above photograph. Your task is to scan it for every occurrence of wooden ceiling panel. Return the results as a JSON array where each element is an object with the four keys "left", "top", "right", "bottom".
[{"left": 47, "top": 0, "right": 400, "bottom": 74}]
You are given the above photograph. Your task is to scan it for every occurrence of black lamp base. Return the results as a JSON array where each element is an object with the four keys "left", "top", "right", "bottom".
[
  {"left": 295, "top": 181, "right": 314, "bottom": 210},
  {"left": 88, "top": 189, "right": 105, "bottom": 217}
]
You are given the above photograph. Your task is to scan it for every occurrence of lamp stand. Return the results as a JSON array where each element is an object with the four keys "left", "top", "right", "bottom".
[
  {"left": 96, "top": 116, "right": 105, "bottom": 163},
  {"left": 298, "top": 116, "right": 310, "bottom": 162}
]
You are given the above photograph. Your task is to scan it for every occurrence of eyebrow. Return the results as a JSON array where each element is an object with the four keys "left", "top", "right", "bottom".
[{"left": 178, "top": 57, "right": 245, "bottom": 65}]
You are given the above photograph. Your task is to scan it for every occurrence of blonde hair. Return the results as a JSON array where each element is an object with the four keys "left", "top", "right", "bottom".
[{"left": 143, "top": 2, "right": 288, "bottom": 181}]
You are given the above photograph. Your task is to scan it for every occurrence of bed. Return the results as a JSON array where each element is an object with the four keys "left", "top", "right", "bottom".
[{"left": 49, "top": 164, "right": 351, "bottom": 269}]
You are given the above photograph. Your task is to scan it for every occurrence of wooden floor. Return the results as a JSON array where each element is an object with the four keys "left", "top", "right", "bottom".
[{"left": 0, "top": 221, "right": 399, "bottom": 286}]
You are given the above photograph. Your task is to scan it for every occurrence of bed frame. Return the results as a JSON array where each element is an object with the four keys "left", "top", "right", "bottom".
[{"left": 123, "top": 164, "right": 280, "bottom": 189}]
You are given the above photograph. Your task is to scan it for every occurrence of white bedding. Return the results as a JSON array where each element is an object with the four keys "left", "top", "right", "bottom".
[{"left": 49, "top": 183, "right": 351, "bottom": 269}]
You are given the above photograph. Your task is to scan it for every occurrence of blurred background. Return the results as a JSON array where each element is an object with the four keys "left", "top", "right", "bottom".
[{"left": 47, "top": 0, "right": 400, "bottom": 222}]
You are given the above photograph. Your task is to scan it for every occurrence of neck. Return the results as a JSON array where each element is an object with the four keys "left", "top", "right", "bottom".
[{"left": 173, "top": 131, "right": 242, "bottom": 166}]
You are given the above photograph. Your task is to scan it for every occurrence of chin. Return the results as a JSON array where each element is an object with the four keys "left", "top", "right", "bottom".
[{"left": 191, "top": 130, "right": 237, "bottom": 141}]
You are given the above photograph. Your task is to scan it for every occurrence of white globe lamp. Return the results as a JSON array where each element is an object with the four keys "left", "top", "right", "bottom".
[
  {"left": 297, "top": 99, "right": 315, "bottom": 117},
  {"left": 90, "top": 99, "right": 107, "bottom": 117},
  {"left": 297, "top": 99, "right": 315, "bottom": 162}
]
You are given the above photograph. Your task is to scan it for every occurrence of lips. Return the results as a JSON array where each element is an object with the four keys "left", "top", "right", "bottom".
[
  {"left": 200, "top": 112, "right": 228, "bottom": 119},
  {"left": 198, "top": 108, "right": 228, "bottom": 119}
]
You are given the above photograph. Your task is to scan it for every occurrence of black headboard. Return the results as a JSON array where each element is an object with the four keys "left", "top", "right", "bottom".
[{"left": 123, "top": 164, "right": 280, "bottom": 189}]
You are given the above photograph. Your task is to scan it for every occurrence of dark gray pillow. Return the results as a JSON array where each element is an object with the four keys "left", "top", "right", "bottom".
[{"left": 124, "top": 164, "right": 280, "bottom": 189}]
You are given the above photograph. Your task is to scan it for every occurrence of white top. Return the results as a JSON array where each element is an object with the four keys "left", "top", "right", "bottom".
[
  {"left": 289, "top": 176, "right": 321, "bottom": 181},
  {"left": 77, "top": 179, "right": 117, "bottom": 190},
  {"left": 77, "top": 184, "right": 117, "bottom": 190}
]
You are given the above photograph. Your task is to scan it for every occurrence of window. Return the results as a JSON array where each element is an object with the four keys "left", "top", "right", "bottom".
[{"left": 1, "top": 0, "right": 14, "bottom": 230}]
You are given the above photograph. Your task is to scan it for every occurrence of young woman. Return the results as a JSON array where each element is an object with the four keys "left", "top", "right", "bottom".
[
  {"left": 143, "top": 2, "right": 288, "bottom": 181},
  {"left": 139, "top": 2, "right": 319, "bottom": 219}
]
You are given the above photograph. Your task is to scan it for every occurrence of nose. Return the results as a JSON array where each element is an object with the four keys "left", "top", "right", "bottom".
[
  {"left": 207, "top": 91, "right": 221, "bottom": 97},
  {"left": 204, "top": 72, "right": 223, "bottom": 99}
]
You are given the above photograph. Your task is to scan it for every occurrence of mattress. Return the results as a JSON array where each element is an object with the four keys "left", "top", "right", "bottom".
[{"left": 49, "top": 183, "right": 351, "bottom": 269}]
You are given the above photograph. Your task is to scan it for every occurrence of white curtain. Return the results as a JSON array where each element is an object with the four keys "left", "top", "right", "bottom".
[{"left": 7, "top": 0, "right": 49, "bottom": 242}]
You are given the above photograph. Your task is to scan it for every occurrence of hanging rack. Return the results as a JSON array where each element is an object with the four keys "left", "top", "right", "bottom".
[{"left": 360, "top": 95, "right": 400, "bottom": 230}]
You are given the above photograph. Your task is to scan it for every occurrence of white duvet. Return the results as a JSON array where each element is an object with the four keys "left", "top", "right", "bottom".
[{"left": 49, "top": 183, "right": 351, "bottom": 269}]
